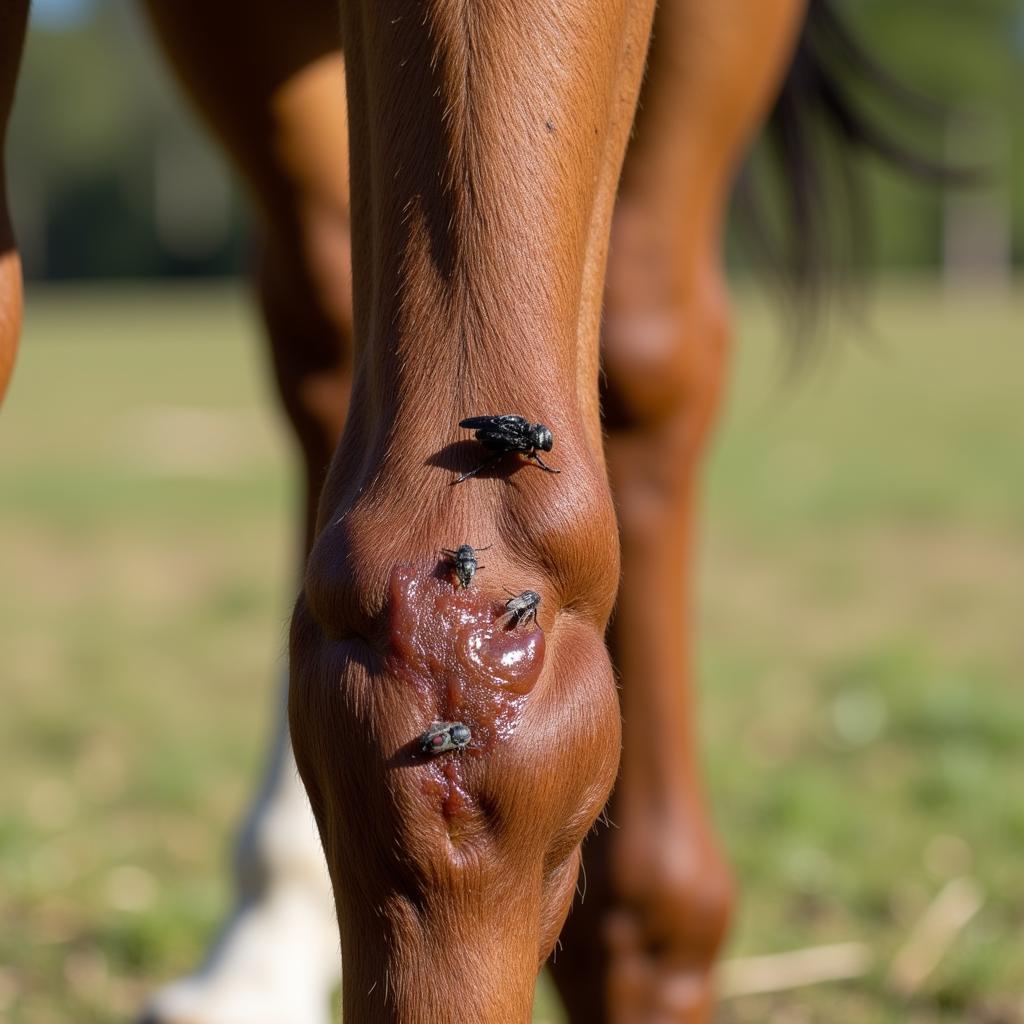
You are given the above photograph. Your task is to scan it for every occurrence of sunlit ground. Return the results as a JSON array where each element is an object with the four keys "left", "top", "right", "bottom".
[{"left": 1, "top": 281, "right": 1022, "bottom": 1023}]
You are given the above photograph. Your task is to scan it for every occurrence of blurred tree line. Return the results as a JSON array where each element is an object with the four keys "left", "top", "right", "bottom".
[{"left": 6, "top": 0, "right": 1023, "bottom": 282}]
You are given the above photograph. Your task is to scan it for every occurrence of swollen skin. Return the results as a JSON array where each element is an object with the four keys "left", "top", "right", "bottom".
[{"left": 387, "top": 565, "right": 545, "bottom": 822}]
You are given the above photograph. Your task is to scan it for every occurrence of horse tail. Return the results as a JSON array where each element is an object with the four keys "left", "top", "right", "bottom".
[{"left": 746, "top": 0, "right": 972, "bottom": 326}]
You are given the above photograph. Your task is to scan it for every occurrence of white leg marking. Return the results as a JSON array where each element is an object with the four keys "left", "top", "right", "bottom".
[{"left": 142, "top": 671, "right": 340, "bottom": 1024}]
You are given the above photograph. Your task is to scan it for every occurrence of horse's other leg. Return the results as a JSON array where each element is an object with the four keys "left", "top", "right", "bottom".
[
  {"left": 288, "top": 0, "right": 657, "bottom": 1017},
  {"left": 139, "top": 3, "right": 351, "bottom": 1022},
  {"left": 551, "top": 1, "right": 807, "bottom": 1021},
  {"left": 0, "top": 0, "right": 29, "bottom": 403}
]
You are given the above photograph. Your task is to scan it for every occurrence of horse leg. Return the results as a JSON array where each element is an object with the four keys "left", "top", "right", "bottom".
[
  {"left": 288, "top": 0, "right": 658, "bottom": 1017},
  {"left": 0, "top": 0, "right": 28, "bottom": 403},
  {"left": 551, "top": 1, "right": 807, "bottom": 1020},
  {"left": 140, "top": 3, "right": 352, "bottom": 1021}
]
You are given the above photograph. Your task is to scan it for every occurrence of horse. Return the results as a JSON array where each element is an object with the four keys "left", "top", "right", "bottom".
[{"left": 0, "top": 1, "right": 935, "bottom": 1020}]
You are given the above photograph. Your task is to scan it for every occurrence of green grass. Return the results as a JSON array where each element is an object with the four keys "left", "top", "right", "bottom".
[{"left": 1, "top": 281, "right": 1022, "bottom": 1023}]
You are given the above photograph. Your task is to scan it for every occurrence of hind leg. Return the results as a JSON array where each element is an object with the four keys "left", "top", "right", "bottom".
[
  {"left": 0, "top": 0, "right": 28, "bottom": 404},
  {"left": 139, "top": 3, "right": 351, "bottom": 1022},
  {"left": 551, "top": 1, "right": 806, "bottom": 1021}
]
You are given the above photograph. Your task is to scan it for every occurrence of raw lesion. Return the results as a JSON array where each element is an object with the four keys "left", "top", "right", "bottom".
[{"left": 386, "top": 563, "right": 547, "bottom": 755}]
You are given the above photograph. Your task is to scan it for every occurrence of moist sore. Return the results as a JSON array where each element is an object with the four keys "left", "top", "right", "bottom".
[{"left": 389, "top": 563, "right": 545, "bottom": 754}]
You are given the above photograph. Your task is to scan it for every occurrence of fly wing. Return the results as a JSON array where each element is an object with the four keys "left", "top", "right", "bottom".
[
  {"left": 459, "top": 414, "right": 527, "bottom": 431},
  {"left": 460, "top": 414, "right": 532, "bottom": 452}
]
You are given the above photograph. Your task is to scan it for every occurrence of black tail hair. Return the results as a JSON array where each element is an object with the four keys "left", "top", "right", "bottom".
[{"left": 742, "top": 0, "right": 974, "bottom": 341}]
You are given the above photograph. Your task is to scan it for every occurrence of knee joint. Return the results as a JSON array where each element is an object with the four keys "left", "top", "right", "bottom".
[
  {"left": 292, "top": 438, "right": 625, "bottom": 834},
  {"left": 602, "top": 283, "right": 731, "bottom": 434},
  {"left": 611, "top": 840, "right": 735, "bottom": 966},
  {"left": 290, "top": 527, "right": 621, "bottom": 958}
]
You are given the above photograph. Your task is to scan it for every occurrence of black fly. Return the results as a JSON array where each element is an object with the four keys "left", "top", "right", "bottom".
[
  {"left": 420, "top": 721, "right": 472, "bottom": 756},
  {"left": 500, "top": 589, "right": 541, "bottom": 629},
  {"left": 441, "top": 543, "right": 491, "bottom": 588},
  {"left": 455, "top": 415, "right": 560, "bottom": 483}
]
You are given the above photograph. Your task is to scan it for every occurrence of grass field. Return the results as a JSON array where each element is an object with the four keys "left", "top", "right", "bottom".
[{"left": 1, "top": 282, "right": 1022, "bottom": 1023}]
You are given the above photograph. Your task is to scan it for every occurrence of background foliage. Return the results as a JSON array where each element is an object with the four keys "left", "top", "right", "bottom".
[{"left": 7, "top": 0, "right": 1024, "bottom": 280}]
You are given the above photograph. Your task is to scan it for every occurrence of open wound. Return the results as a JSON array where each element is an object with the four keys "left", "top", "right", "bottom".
[{"left": 387, "top": 565, "right": 545, "bottom": 817}]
